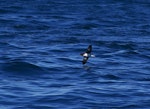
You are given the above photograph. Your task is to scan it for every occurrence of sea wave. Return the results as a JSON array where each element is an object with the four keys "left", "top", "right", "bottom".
[{"left": 2, "top": 61, "right": 46, "bottom": 76}]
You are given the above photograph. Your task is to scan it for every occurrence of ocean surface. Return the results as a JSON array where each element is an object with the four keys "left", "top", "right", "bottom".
[{"left": 0, "top": 0, "right": 150, "bottom": 109}]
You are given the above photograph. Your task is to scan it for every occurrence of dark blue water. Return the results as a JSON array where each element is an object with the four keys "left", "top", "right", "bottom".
[{"left": 0, "top": 0, "right": 150, "bottom": 109}]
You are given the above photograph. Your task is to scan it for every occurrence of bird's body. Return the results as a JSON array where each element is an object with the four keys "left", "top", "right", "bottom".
[
  {"left": 80, "top": 45, "right": 93, "bottom": 64},
  {"left": 83, "top": 53, "right": 88, "bottom": 57}
]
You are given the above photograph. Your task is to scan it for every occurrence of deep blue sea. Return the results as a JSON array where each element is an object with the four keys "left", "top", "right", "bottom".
[{"left": 0, "top": 0, "right": 150, "bottom": 109}]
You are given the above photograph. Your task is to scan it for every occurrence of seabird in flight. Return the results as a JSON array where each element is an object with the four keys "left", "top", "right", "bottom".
[{"left": 80, "top": 45, "right": 94, "bottom": 64}]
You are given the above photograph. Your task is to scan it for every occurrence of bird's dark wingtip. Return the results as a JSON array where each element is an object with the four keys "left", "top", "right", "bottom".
[
  {"left": 86, "top": 45, "right": 92, "bottom": 53},
  {"left": 82, "top": 61, "right": 86, "bottom": 64}
]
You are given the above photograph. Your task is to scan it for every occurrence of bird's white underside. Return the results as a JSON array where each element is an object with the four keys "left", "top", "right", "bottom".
[
  {"left": 83, "top": 53, "right": 95, "bottom": 57},
  {"left": 83, "top": 53, "right": 88, "bottom": 57}
]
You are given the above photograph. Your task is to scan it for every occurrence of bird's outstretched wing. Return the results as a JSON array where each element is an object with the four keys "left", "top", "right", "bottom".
[{"left": 86, "top": 45, "right": 92, "bottom": 53}]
